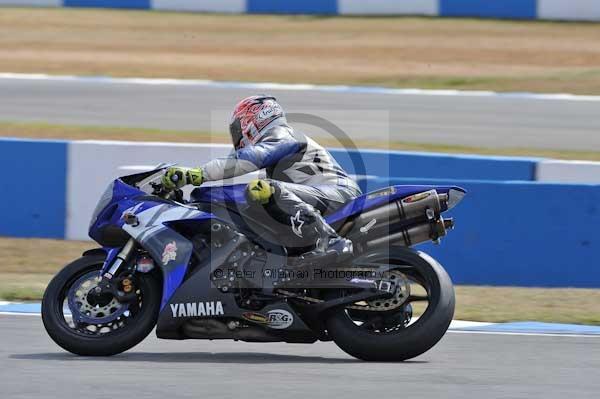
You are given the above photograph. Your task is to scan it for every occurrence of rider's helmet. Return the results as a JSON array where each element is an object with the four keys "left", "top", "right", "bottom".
[{"left": 229, "top": 95, "right": 285, "bottom": 149}]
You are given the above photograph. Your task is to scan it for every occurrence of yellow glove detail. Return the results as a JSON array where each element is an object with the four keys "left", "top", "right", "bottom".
[
  {"left": 163, "top": 167, "right": 203, "bottom": 190},
  {"left": 246, "top": 179, "right": 274, "bottom": 205}
]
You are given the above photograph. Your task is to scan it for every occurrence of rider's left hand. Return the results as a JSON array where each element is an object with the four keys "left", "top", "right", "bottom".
[{"left": 162, "top": 167, "right": 204, "bottom": 190}]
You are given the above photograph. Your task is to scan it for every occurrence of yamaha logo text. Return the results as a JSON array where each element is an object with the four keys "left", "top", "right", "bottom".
[{"left": 170, "top": 301, "right": 225, "bottom": 318}]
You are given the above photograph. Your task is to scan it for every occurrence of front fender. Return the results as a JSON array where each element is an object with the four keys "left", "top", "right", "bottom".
[
  {"left": 82, "top": 248, "right": 107, "bottom": 257},
  {"left": 84, "top": 247, "right": 121, "bottom": 278}
]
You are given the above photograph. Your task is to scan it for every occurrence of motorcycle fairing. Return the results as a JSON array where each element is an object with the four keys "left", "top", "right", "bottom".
[
  {"left": 154, "top": 241, "right": 399, "bottom": 342},
  {"left": 121, "top": 202, "right": 221, "bottom": 310},
  {"left": 327, "top": 185, "right": 465, "bottom": 225},
  {"left": 91, "top": 179, "right": 223, "bottom": 310},
  {"left": 191, "top": 184, "right": 466, "bottom": 225},
  {"left": 155, "top": 244, "right": 316, "bottom": 342},
  {"left": 191, "top": 184, "right": 248, "bottom": 205},
  {"left": 89, "top": 179, "right": 162, "bottom": 244}
]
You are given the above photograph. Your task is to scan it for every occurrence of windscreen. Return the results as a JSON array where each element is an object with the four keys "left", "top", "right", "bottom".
[{"left": 119, "top": 164, "right": 175, "bottom": 195}]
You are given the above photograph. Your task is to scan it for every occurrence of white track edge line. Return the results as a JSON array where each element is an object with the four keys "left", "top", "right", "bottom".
[
  {"left": 448, "top": 330, "right": 600, "bottom": 338},
  {"left": 0, "top": 312, "right": 40, "bottom": 317},
  {"left": 1, "top": 73, "right": 600, "bottom": 102}
]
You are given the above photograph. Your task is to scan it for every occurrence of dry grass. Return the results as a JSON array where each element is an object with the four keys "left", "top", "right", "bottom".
[
  {"left": 0, "top": 237, "right": 93, "bottom": 274},
  {"left": 0, "top": 237, "right": 93, "bottom": 300},
  {"left": 1, "top": 8, "right": 600, "bottom": 93},
  {"left": 2, "top": 121, "right": 600, "bottom": 161},
  {"left": 1, "top": 237, "right": 599, "bottom": 324},
  {"left": 0, "top": 121, "right": 218, "bottom": 143},
  {"left": 455, "top": 286, "right": 600, "bottom": 325}
]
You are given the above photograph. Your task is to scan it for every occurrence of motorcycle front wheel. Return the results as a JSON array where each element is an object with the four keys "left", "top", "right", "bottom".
[
  {"left": 325, "top": 247, "right": 455, "bottom": 361},
  {"left": 42, "top": 253, "right": 161, "bottom": 356}
]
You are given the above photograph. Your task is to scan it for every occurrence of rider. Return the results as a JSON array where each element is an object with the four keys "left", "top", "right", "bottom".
[{"left": 162, "top": 95, "right": 362, "bottom": 261}]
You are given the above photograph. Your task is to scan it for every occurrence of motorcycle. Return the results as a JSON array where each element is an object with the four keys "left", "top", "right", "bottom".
[{"left": 42, "top": 164, "right": 466, "bottom": 361}]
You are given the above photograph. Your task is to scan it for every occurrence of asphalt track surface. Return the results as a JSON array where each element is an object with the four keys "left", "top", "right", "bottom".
[
  {"left": 2, "top": 315, "right": 599, "bottom": 399},
  {"left": 2, "top": 76, "right": 600, "bottom": 151}
]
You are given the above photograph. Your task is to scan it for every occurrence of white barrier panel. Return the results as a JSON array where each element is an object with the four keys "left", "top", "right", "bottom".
[
  {"left": 338, "top": 0, "right": 438, "bottom": 15},
  {"left": 0, "top": 0, "right": 60, "bottom": 5},
  {"left": 538, "top": 0, "right": 600, "bottom": 21},
  {"left": 536, "top": 160, "right": 600, "bottom": 184},
  {"left": 66, "top": 140, "right": 261, "bottom": 240},
  {"left": 151, "top": 0, "right": 246, "bottom": 13}
]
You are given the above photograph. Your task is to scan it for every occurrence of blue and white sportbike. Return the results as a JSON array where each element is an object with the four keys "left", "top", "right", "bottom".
[{"left": 42, "top": 164, "right": 466, "bottom": 361}]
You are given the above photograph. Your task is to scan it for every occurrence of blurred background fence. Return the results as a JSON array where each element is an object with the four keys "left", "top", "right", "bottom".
[
  {"left": 2, "top": 137, "right": 599, "bottom": 288},
  {"left": 1, "top": 0, "right": 599, "bottom": 21}
]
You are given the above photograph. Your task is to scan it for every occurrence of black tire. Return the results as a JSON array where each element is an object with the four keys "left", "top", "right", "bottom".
[
  {"left": 325, "top": 248, "right": 455, "bottom": 361},
  {"left": 42, "top": 254, "right": 161, "bottom": 356}
]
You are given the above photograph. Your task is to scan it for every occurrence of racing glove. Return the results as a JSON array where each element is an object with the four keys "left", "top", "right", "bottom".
[
  {"left": 162, "top": 166, "right": 204, "bottom": 190},
  {"left": 246, "top": 179, "right": 275, "bottom": 205}
]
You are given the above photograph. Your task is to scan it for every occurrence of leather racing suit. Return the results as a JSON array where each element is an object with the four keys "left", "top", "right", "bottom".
[{"left": 200, "top": 118, "right": 362, "bottom": 253}]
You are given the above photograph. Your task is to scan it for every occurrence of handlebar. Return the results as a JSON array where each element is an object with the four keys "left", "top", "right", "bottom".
[
  {"left": 150, "top": 181, "right": 176, "bottom": 199},
  {"left": 149, "top": 172, "right": 187, "bottom": 202}
]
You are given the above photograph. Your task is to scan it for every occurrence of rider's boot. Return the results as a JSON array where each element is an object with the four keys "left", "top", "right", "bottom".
[
  {"left": 296, "top": 212, "right": 354, "bottom": 265},
  {"left": 245, "top": 179, "right": 354, "bottom": 266}
]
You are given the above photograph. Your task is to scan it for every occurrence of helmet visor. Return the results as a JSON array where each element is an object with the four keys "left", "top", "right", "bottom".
[{"left": 229, "top": 117, "right": 243, "bottom": 150}]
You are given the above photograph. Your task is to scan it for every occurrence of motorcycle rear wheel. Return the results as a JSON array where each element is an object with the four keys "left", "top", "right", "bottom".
[
  {"left": 42, "top": 254, "right": 161, "bottom": 356},
  {"left": 325, "top": 247, "right": 455, "bottom": 361}
]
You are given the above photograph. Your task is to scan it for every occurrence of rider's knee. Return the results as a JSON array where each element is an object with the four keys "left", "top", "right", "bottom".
[{"left": 245, "top": 179, "right": 275, "bottom": 205}]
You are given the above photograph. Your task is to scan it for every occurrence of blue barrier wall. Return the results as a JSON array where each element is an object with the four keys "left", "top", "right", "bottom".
[
  {"left": 329, "top": 148, "right": 537, "bottom": 191},
  {"left": 0, "top": 138, "right": 67, "bottom": 239},
  {"left": 64, "top": 0, "right": 150, "bottom": 8},
  {"left": 11, "top": 0, "right": 600, "bottom": 21},
  {"left": 368, "top": 177, "right": 600, "bottom": 288},
  {"left": 440, "top": 0, "right": 537, "bottom": 19},
  {"left": 248, "top": 0, "right": 338, "bottom": 15}
]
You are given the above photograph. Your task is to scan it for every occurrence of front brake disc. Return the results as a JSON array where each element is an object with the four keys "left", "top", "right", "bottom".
[{"left": 67, "top": 271, "right": 129, "bottom": 325}]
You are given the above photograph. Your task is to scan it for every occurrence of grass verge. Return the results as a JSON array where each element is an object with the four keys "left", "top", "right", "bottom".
[
  {"left": 1, "top": 8, "right": 600, "bottom": 94},
  {"left": 1, "top": 237, "right": 599, "bottom": 325},
  {"left": 2, "top": 121, "right": 600, "bottom": 161},
  {"left": 0, "top": 237, "right": 93, "bottom": 301}
]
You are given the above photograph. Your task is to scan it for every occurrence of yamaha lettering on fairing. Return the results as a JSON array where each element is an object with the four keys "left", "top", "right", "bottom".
[{"left": 170, "top": 302, "right": 225, "bottom": 318}]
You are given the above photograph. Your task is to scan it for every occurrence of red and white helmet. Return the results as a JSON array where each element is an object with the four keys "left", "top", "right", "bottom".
[{"left": 229, "top": 95, "right": 285, "bottom": 149}]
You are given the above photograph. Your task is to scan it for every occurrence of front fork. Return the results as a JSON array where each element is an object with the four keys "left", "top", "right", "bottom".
[
  {"left": 101, "top": 238, "right": 136, "bottom": 279},
  {"left": 97, "top": 238, "right": 138, "bottom": 303}
]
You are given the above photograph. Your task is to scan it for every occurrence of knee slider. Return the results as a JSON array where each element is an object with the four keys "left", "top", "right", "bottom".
[{"left": 246, "top": 179, "right": 275, "bottom": 205}]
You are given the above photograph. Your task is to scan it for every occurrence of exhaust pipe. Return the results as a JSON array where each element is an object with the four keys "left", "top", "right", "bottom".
[
  {"left": 363, "top": 216, "right": 452, "bottom": 249},
  {"left": 344, "top": 189, "right": 447, "bottom": 240}
]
